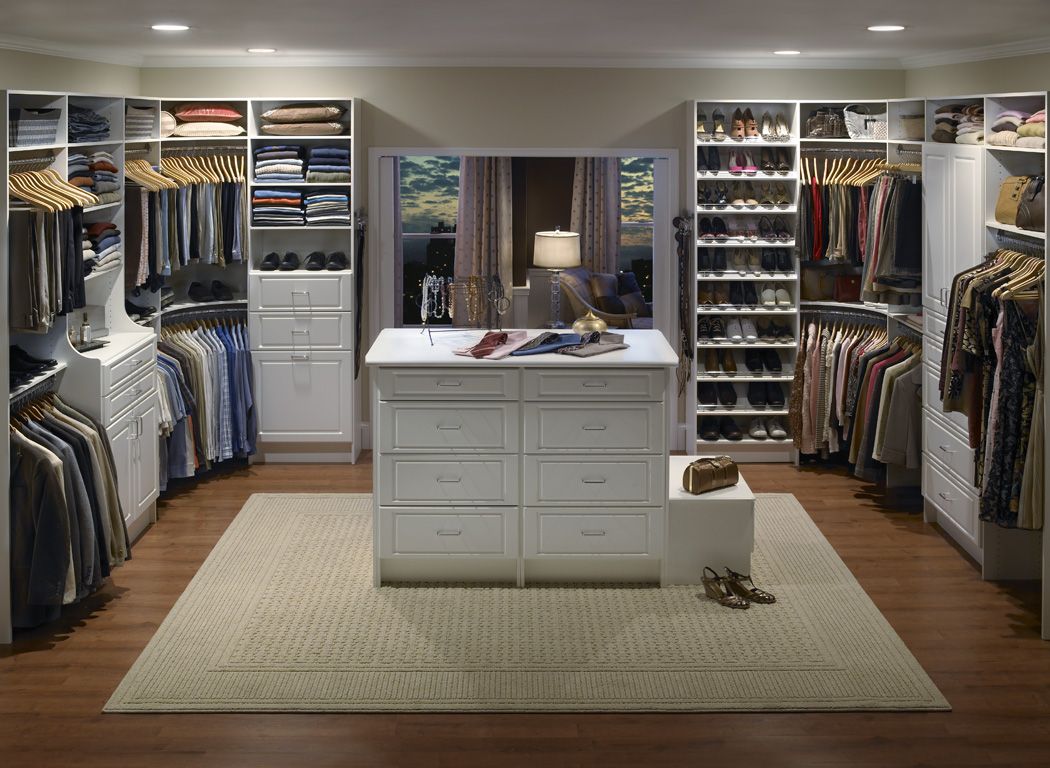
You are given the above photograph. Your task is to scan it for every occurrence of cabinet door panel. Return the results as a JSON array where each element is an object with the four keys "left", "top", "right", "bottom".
[
  {"left": 106, "top": 414, "right": 136, "bottom": 524},
  {"left": 134, "top": 397, "right": 160, "bottom": 516},
  {"left": 922, "top": 145, "right": 950, "bottom": 313},
  {"left": 252, "top": 351, "right": 353, "bottom": 442}
]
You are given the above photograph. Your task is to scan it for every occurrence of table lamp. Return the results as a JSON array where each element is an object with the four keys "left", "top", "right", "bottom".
[{"left": 533, "top": 228, "right": 581, "bottom": 328}]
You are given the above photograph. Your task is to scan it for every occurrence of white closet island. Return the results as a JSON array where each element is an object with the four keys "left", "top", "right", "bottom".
[{"left": 366, "top": 328, "right": 678, "bottom": 587}]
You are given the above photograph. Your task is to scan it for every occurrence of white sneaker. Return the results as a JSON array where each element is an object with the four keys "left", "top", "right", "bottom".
[
  {"left": 760, "top": 283, "right": 777, "bottom": 305},
  {"left": 748, "top": 418, "right": 768, "bottom": 439},
  {"left": 740, "top": 318, "right": 758, "bottom": 341},
  {"left": 775, "top": 282, "right": 792, "bottom": 306},
  {"left": 767, "top": 417, "right": 788, "bottom": 439},
  {"left": 726, "top": 318, "right": 744, "bottom": 341}
]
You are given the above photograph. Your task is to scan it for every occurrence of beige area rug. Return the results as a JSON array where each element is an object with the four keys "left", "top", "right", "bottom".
[{"left": 106, "top": 493, "right": 948, "bottom": 712}]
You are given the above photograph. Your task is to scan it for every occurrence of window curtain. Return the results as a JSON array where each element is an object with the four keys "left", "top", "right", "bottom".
[
  {"left": 454, "top": 156, "right": 514, "bottom": 320},
  {"left": 570, "top": 157, "right": 621, "bottom": 273}
]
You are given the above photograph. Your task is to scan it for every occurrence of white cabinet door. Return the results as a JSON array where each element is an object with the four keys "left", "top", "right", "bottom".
[
  {"left": 252, "top": 351, "right": 353, "bottom": 442},
  {"left": 949, "top": 144, "right": 985, "bottom": 276},
  {"left": 106, "top": 412, "right": 136, "bottom": 525},
  {"left": 133, "top": 396, "right": 160, "bottom": 517},
  {"left": 922, "top": 144, "right": 951, "bottom": 315}
]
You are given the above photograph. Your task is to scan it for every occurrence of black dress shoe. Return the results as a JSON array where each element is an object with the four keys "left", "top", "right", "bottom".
[
  {"left": 279, "top": 252, "right": 300, "bottom": 271},
  {"left": 717, "top": 382, "right": 737, "bottom": 406},
  {"left": 767, "top": 383, "right": 785, "bottom": 408},
  {"left": 712, "top": 249, "right": 728, "bottom": 272},
  {"left": 699, "top": 416, "right": 720, "bottom": 441},
  {"left": 708, "top": 146, "right": 721, "bottom": 172},
  {"left": 11, "top": 345, "right": 57, "bottom": 368},
  {"left": 776, "top": 250, "right": 793, "bottom": 272},
  {"left": 698, "top": 383, "right": 717, "bottom": 407},
  {"left": 719, "top": 416, "right": 743, "bottom": 441},
  {"left": 125, "top": 299, "right": 155, "bottom": 317},
  {"left": 729, "top": 282, "right": 744, "bottom": 305},
  {"left": 743, "top": 283, "right": 758, "bottom": 305},
  {"left": 762, "top": 349, "right": 783, "bottom": 372},
  {"left": 748, "top": 382, "right": 767, "bottom": 407},
  {"left": 260, "top": 252, "right": 281, "bottom": 271},
  {"left": 698, "top": 248, "right": 712, "bottom": 272},
  {"left": 304, "top": 251, "right": 327, "bottom": 271},
  {"left": 697, "top": 317, "right": 711, "bottom": 340},
  {"left": 745, "top": 348, "right": 763, "bottom": 372},
  {"left": 188, "top": 282, "right": 215, "bottom": 302},
  {"left": 761, "top": 249, "right": 776, "bottom": 272},
  {"left": 211, "top": 280, "right": 234, "bottom": 301},
  {"left": 709, "top": 317, "right": 727, "bottom": 339},
  {"left": 326, "top": 251, "right": 349, "bottom": 271}
]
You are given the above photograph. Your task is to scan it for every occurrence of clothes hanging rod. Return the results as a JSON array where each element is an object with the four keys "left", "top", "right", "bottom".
[
  {"left": 159, "top": 305, "right": 248, "bottom": 324},
  {"left": 993, "top": 231, "right": 1046, "bottom": 255},
  {"left": 9, "top": 368, "right": 61, "bottom": 411},
  {"left": 801, "top": 147, "right": 886, "bottom": 156}
]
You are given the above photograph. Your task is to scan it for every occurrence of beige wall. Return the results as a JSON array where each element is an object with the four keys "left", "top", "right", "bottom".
[
  {"left": 0, "top": 49, "right": 139, "bottom": 95},
  {"left": 906, "top": 53, "right": 1050, "bottom": 97}
]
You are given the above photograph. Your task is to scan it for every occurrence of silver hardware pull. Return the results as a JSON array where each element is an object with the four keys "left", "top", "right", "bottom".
[
  {"left": 582, "top": 381, "right": 607, "bottom": 388},
  {"left": 581, "top": 529, "right": 606, "bottom": 536},
  {"left": 436, "top": 529, "right": 462, "bottom": 536},
  {"left": 582, "top": 477, "right": 607, "bottom": 484},
  {"left": 132, "top": 358, "right": 145, "bottom": 367},
  {"left": 582, "top": 425, "right": 607, "bottom": 431},
  {"left": 291, "top": 329, "right": 311, "bottom": 335},
  {"left": 290, "top": 353, "right": 311, "bottom": 361},
  {"left": 290, "top": 290, "right": 311, "bottom": 295},
  {"left": 436, "top": 476, "right": 462, "bottom": 483},
  {"left": 938, "top": 491, "right": 953, "bottom": 501},
  {"left": 437, "top": 424, "right": 462, "bottom": 431},
  {"left": 129, "top": 388, "right": 143, "bottom": 398},
  {"left": 938, "top": 445, "right": 956, "bottom": 454},
  {"left": 437, "top": 380, "right": 462, "bottom": 387}
]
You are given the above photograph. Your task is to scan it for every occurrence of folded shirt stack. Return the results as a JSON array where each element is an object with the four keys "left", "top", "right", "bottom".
[
  {"left": 252, "top": 189, "right": 305, "bottom": 226},
  {"left": 68, "top": 153, "right": 93, "bottom": 190},
  {"left": 306, "top": 146, "right": 351, "bottom": 183},
  {"left": 253, "top": 145, "right": 305, "bottom": 183},
  {"left": 304, "top": 192, "right": 351, "bottom": 226},
  {"left": 68, "top": 104, "right": 110, "bottom": 143},
  {"left": 89, "top": 151, "right": 121, "bottom": 195},
  {"left": 125, "top": 105, "right": 156, "bottom": 140},
  {"left": 83, "top": 221, "right": 122, "bottom": 277},
  {"left": 9, "top": 107, "right": 60, "bottom": 147}
]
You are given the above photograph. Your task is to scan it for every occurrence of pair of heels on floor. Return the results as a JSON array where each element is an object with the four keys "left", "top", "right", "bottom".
[
  {"left": 701, "top": 567, "right": 777, "bottom": 609},
  {"left": 698, "top": 108, "right": 792, "bottom": 142}
]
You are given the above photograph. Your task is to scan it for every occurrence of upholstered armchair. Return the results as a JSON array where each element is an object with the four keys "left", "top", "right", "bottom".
[{"left": 558, "top": 266, "right": 654, "bottom": 329}]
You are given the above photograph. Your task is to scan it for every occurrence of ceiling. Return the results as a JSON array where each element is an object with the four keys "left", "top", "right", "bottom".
[{"left": 3, "top": 0, "right": 1050, "bottom": 68}]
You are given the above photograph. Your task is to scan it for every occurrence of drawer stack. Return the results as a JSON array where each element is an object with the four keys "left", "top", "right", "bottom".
[
  {"left": 248, "top": 271, "right": 354, "bottom": 448},
  {"left": 521, "top": 369, "right": 665, "bottom": 581}
]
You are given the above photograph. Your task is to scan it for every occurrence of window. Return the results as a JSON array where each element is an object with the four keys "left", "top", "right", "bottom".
[
  {"left": 399, "top": 156, "right": 460, "bottom": 325},
  {"left": 620, "top": 157, "right": 654, "bottom": 301}
]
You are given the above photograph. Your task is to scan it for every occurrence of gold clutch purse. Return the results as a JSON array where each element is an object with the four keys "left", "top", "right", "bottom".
[{"left": 683, "top": 456, "right": 739, "bottom": 495}]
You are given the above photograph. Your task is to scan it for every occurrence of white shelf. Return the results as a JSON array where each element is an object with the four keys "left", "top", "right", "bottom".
[
  {"left": 9, "top": 362, "right": 67, "bottom": 401},
  {"left": 698, "top": 205, "right": 797, "bottom": 214},
  {"left": 161, "top": 136, "right": 249, "bottom": 143},
  {"left": 76, "top": 330, "right": 155, "bottom": 364},
  {"left": 696, "top": 437, "right": 792, "bottom": 445},
  {"left": 697, "top": 408, "right": 790, "bottom": 417},
  {"left": 697, "top": 171, "right": 798, "bottom": 181},
  {"left": 697, "top": 306, "right": 796, "bottom": 314},
  {"left": 68, "top": 139, "right": 122, "bottom": 148},
  {"left": 986, "top": 221, "right": 1046, "bottom": 240},
  {"left": 125, "top": 136, "right": 161, "bottom": 143},
  {"left": 985, "top": 144, "right": 1046, "bottom": 154},
  {"left": 9, "top": 142, "right": 66, "bottom": 152},
  {"left": 250, "top": 225, "right": 352, "bottom": 231},
  {"left": 800, "top": 137, "right": 886, "bottom": 143},
  {"left": 84, "top": 265, "right": 120, "bottom": 283},
  {"left": 887, "top": 138, "right": 925, "bottom": 145},
  {"left": 84, "top": 200, "right": 122, "bottom": 213},
  {"left": 160, "top": 298, "right": 248, "bottom": 317},
  {"left": 697, "top": 272, "right": 798, "bottom": 281},
  {"left": 697, "top": 341, "right": 796, "bottom": 349},
  {"left": 698, "top": 372, "right": 794, "bottom": 382},
  {"left": 697, "top": 139, "right": 797, "bottom": 148},
  {"left": 251, "top": 134, "right": 352, "bottom": 141},
  {"left": 698, "top": 241, "right": 796, "bottom": 249},
  {"left": 248, "top": 268, "right": 352, "bottom": 277},
  {"left": 249, "top": 181, "right": 350, "bottom": 187}
]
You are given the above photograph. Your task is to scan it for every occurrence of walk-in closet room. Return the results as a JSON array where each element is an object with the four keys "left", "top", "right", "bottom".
[{"left": 1, "top": 2, "right": 1049, "bottom": 766}]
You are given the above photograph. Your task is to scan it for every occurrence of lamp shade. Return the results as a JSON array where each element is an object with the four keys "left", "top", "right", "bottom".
[{"left": 533, "top": 230, "right": 581, "bottom": 269}]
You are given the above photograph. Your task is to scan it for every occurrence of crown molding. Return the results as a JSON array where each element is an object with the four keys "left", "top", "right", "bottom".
[
  {"left": 901, "top": 35, "right": 1050, "bottom": 70},
  {"left": 0, "top": 33, "right": 144, "bottom": 67}
]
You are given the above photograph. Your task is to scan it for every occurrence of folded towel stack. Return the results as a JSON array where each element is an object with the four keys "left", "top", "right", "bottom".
[
  {"left": 304, "top": 192, "right": 351, "bottom": 226},
  {"left": 254, "top": 145, "right": 305, "bottom": 183},
  {"left": 306, "top": 146, "right": 351, "bottom": 183},
  {"left": 68, "top": 104, "right": 110, "bottom": 143},
  {"left": 83, "top": 221, "right": 122, "bottom": 277},
  {"left": 988, "top": 107, "right": 1046, "bottom": 149},
  {"left": 125, "top": 106, "right": 156, "bottom": 140},
  {"left": 252, "top": 189, "right": 305, "bottom": 227}
]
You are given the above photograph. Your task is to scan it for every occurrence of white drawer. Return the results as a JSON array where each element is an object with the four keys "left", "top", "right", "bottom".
[
  {"left": 379, "top": 455, "right": 518, "bottom": 506},
  {"left": 924, "top": 456, "right": 980, "bottom": 546},
  {"left": 923, "top": 336, "right": 943, "bottom": 376},
  {"left": 103, "top": 365, "right": 156, "bottom": 426},
  {"left": 924, "top": 311, "right": 948, "bottom": 344},
  {"left": 524, "top": 455, "right": 664, "bottom": 506},
  {"left": 523, "top": 369, "right": 665, "bottom": 401},
  {"left": 524, "top": 507, "right": 656, "bottom": 556},
  {"left": 923, "top": 408, "right": 976, "bottom": 488},
  {"left": 524, "top": 402, "right": 663, "bottom": 453},
  {"left": 922, "top": 362, "right": 969, "bottom": 435},
  {"left": 249, "top": 312, "right": 352, "bottom": 350},
  {"left": 379, "top": 401, "right": 519, "bottom": 453},
  {"left": 376, "top": 368, "right": 519, "bottom": 400},
  {"left": 379, "top": 507, "right": 516, "bottom": 557},
  {"left": 103, "top": 339, "right": 155, "bottom": 394},
  {"left": 249, "top": 273, "right": 352, "bottom": 311}
]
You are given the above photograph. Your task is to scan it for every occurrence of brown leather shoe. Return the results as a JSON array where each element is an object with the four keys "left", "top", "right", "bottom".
[{"left": 720, "top": 349, "right": 737, "bottom": 374}]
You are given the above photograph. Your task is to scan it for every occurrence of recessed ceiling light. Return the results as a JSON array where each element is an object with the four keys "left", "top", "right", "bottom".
[
  {"left": 868, "top": 25, "right": 906, "bottom": 32},
  {"left": 247, "top": 48, "right": 277, "bottom": 53},
  {"left": 774, "top": 50, "right": 801, "bottom": 56},
  {"left": 151, "top": 23, "right": 190, "bottom": 32}
]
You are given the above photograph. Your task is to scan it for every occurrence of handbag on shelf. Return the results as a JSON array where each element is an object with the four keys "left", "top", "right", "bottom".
[
  {"left": 805, "top": 108, "right": 847, "bottom": 138},
  {"left": 844, "top": 104, "right": 888, "bottom": 140},
  {"left": 897, "top": 114, "right": 925, "bottom": 141},
  {"left": 683, "top": 456, "right": 740, "bottom": 495},
  {"left": 801, "top": 267, "right": 836, "bottom": 300},
  {"left": 995, "top": 175, "right": 1036, "bottom": 226},
  {"left": 1016, "top": 175, "right": 1045, "bottom": 232},
  {"left": 834, "top": 275, "right": 862, "bottom": 302}
]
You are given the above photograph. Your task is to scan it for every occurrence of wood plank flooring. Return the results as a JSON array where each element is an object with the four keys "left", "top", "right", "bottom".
[{"left": 1, "top": 458, "right": 1048, "bottom": 767}]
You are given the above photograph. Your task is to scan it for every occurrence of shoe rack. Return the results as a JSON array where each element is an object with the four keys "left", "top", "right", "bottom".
[{"left": 690, "top": 101, "right": 800, "bottom": 462}]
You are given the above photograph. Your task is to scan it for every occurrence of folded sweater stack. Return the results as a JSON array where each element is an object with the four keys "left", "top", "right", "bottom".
[
  {"left": 304, "top": 192, "right": 351, "bottom": 226},
  {"left": 252, "top": 189, "right": 305, "bottom": 226},
  {"left": 83, "top": 221, "right": 122, "bottom": 277},
  {"left": 68, "top": 104, "right": 110, "bottom": 143},
  {"left": 932, "top": 103, "right": 983, "bottom": 144},
  {"left": 254, "top": 145, "right": 304, "bottom": 183},
  {"left": 306, "top": 146, "right": 351, "bottom": 183},
  {"left": 987, "top": 107, "right": 1047, "bottom": 149},
  {"left": 259, "top": 102, "right": 347, "bottom": 137}
]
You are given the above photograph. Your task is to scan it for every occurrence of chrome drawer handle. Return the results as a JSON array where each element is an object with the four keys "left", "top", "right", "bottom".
[
  {"left": 291, "top": 329, "right": 311, "bottom": 335},
  {"left": 581, "top": 529, "right": 606, "bottom": 536},
  {"left": 582, "top": 425, "right": 607, "bottom": 431},
  {"left": 436, "top": 476, "right": 462, "bottom": 483},
  {"left": 582, "top": 381, "right": 607, "bottom": 388},
  {"left": 437, "top": 424, "right": 462, "bottom": 431},
  {"left": 132, "top": 359, "right": 145, "bottom": 367},
  {"left": 436, "top": 529, "right": 462, "bottom": 536},
  {"left": 291, "top": 290, "right": 311, "bottom": 295},
  {"left": 290, "top": 353, "right": 311, "bottom": 361},
  {"left": 582, "top": 477, "right": 607, "bottom": 484},
  {"left": 437, "top": 380, "right": 462, "bottom": 387},
  {"left": 938, "top": 445, "right": 956, "bottom": 454},
  {"left": 938, "top": 492, "right": 953, "bottom": 501}
]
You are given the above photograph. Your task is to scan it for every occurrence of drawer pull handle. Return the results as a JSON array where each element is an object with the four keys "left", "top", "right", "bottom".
[
  {"left": 436, "top": 529, "right": 462, "bottom": 536},
  {"left": 582, "top": 477, "right": 607, "bottom": 484},
  {"left": 291, "top": 290, "right": 311, "bottom": 295},
  {"left": 131, "top": 359, "right": 145, "bottom": 367},
  {"left": 938, "top": 445, "right": 956, "bottom": 454},
  {"left": 437, "top": 424, "right": 462, "bottom": 431},
  {"left": 437, "top": 476, "right": 462, "bottom": 483},
  {"left": 938, "top": 492, "right": 954, "bottom": 502},
  {"left": 291, "top": 329, "right": 311, "bottom": 335},
  {"left": 582, "top": 425, "right": 607, "bottom": 431},
  {"left": 582, "top": 381, "right": 607, "bottom": 388},
  {"left": 581, "top": 529, "right": 607, "bottom": 536},
  {"left": 437, "top": 380, "right": 462, "bottom": 387},
  {"left": 290, "top": 354, "right": 311, "bottom": 361}
]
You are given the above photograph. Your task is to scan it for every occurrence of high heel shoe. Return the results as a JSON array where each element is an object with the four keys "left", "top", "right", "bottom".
[
  {"left": 758, "top": 216, "right": 775, "bottom": 241},
  {"left": 697, "top": 183, "right": 711, "bottom": 206},
  {"left": 776, "top": 148, "right": 791, "bottom": 174},
  {"left": 714, "top": 183, "right": 730, "bottom": 207},
  {"left": 696, "top": 108, "right": 708, "bottom": 141},
  {"left": 775, "top": 112, "right": 791, "bottom": 141},
  {"left": 701, "top": 567, "right": 750, "bottom": 609},
  {"left": 773, "top": 182, "right": 791, "bottom": 206},
  {"left": 730, "top": 108, "right": 745, "bottom": 140},
  {"left": 742, "top": 151, "right": 758, "bottom": 175},
  {"left": 744, "top": 108, "right": 760, "bottom": 138},
  {"left": 711, "top": 216, "right": 729, "bottom": 240},
  {"left": 723, "top": 567, "right": 776, "bottom": 604},
  {"left": 730, "top": 182, "right": 746, "bottom": 209},
  {"left": 708, "top": 146, "right": 721, "bottom": 173},
  {"left": 698, "top": 152, "right": 709, "bottom": 175},
  {"left": 757, "top": 183, "right": 775, "bottom": 207},
  {"left": 728, "top": 152, "right": 744, "bottom": 174},
  {"left": 712, "top": 109, "right": 727, "bottom": 141},
  {"left": 773, "top": 218, "right": 793, "bottom": 242},
  {"left": 760, "top": 148, "right": 775, "bottom": 174},
  {"left": 698, "top": 217, "right": 714, "bottom": 240},
  {"left": 742, "top": 181, "right": 758, "bottom": 207},
  {"left": 761, "top": 111, "right": 774, "bottom": 140}
]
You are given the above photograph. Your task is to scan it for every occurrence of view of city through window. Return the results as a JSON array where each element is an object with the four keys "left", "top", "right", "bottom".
[{"left": 399, "top": 156, "right": 654, "bottom": 326}]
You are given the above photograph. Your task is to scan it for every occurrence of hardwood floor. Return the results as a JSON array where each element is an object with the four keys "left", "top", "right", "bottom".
[{"left": 2, "top": 458, "right": 1048, "bottom": 767}]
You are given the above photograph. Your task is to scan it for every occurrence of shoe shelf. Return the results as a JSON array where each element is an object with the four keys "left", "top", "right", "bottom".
[
  {"left": 697, "top": 408, "right": 790, "bottom": 417},
  {"left": 799, "top": 137, "right": 887, "bottom": 144},
  {"left": 698, "top": 205, "right": 797, "bottom": 214},
  {"left": 697, "top": 306, "right": 796, "bottom": 314},
  {"left": 9, "top": 362, "right": 67, "bottom": 401},
  {"left": 698, "top": 241, "right": 796, "bottom": 249},
  {"left": 696, "top": 340, "right": 796, "bottom": 348},
  {"left": 697, "top": 139, "right": 797, "bottom": 148},
  {"left": 698, "top": 272, "right": 799, "bottom": 281},
  {"left": 697, "top": 436, "right": 791, "bottom": 445},
  {"left": 697, "top": 372, "right": 794, "bottom": 382},
  {"left": 696, "top": 171, "right": 799, "bottom": 181}
]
